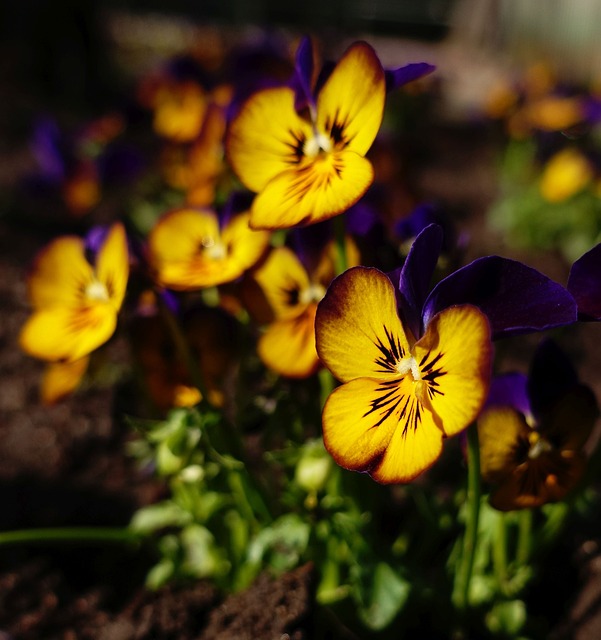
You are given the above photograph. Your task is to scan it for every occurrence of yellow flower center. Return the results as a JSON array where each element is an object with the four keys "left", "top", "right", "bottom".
[
  {"left": 527, "top": 431, "right": 553, "bottom": 459},
  {"left": 85, "top": 278, "right": 109, "bottom": 302},
  {"left": 200, "top": 237, "right": 227, "bottom": 260},
  {"left": 303, "top": 131, "right": 332, "bottom": 158},
  {"left": 395, "top": 355, "right": 421, "bottom": 381},
  {"left": 299, "top": 283, "right": 326, "bottom": 305}
]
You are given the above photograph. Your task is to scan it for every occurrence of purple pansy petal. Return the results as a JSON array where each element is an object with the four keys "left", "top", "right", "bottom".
[
  {"left": 291, "top": 36, "right": 316, "bottom": 114},
  {"left": 423, "top": 256, "right": 578, "bottom": 339},
  {"left": 567, "top": 243, "right": 601, "bottom": 320},
  {"left": 31, "top": 117, "right": 67, "bottom": 182},
  {"left": 394, "top": 203, "right": 438, "bottom": 242},
  {"left": 345, "top": 201, "right": 379, "bottom": 236},
  {"left": 385, "top": 62, "right": 436, "bottom": 92},
  {"left": 84, "top": 225, "right": 110, "bottom": 260},
  {"left": 486, "top": 372, "right": 531, "bottom": 417},
  {"left": 527, "top": 339, "right": 579, "bottom": 422},
  {"left": 390, "top": 223, "right": 443, "bottom": 339}
]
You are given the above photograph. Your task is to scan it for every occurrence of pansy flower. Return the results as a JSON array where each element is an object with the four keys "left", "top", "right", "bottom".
[
  {"left": 539, "top": 147, "right": 593, "bottom": 203},
  {"left": 315, "top": 224, "right": 578, "bottom": 483},
  {"left": 243, "top": 232, "right": 359, "bottom": 377},
  {"left": 226, "top": 40, "right": 386, "bottom": 229},
  {"left": 147, "top": 206, "right": 270, "bottom": 290},
  {"left": 478, "top": 340, "right": 599, "bottom": 511},
  {"left": 19, "top": 223, "right": 129, "bottom": 363}
]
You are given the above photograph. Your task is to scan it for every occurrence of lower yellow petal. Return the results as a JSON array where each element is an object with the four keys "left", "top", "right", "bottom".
[
  {"left": 249, "top": 150, "right": 374, "bottom": 230},
  {"left": 258, "top": 306, "right": 319, "bottom": 378},
  {"left": 478, "top": 406, "right": 530, "bottom": 484},
  {"left": 41, "top": 356, "right": 89, "bottom": 405},
  {"left": 19, "top": 305, "right": 117, "bottom": 362},
  {"left": 322, "top": 375, "right": 443, "bottom": 483}
]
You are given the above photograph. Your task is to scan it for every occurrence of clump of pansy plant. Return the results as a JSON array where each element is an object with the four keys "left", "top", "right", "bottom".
[
  {"left": 13, "top": 30, "right": 601, "bottom": 639},
  {"left": 19, "top": 223, "right": 129, "bottom": 403}
]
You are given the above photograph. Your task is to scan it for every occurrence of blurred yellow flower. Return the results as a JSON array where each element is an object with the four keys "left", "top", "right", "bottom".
[
  {"left": 539, "top": 148, "right": 593, "bottom": 202},
  {"left": 19, "top": 223, "right": 129, "bottom": 363}
]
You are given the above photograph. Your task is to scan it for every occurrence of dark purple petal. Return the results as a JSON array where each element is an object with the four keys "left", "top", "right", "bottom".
[
  {"left": 385, "top": 62, "right": 436, "bottom": 92},
  {"left": 486, "top": 372, "right": 531, "bottom": 416},
  {"left": 583, "top": 97, "right": 601, "bottom": 124},
  {"left": 423, "top": 256, "right": 578, "bottom": 339},
  {"left": 394, "top": 203, "right": 438, "bottom": 242},
  {"left": 390, "top": 223, "right": 443, "bottom": 339},
  {"left": 30, "top": 117, "right": 67, "bottom": 182},
  {"left": 527, "top": 339, "right": 579, "bottom": 422},
  {"left": 84, "top": 225, "right": 110, "bottom": 265},
  {"left": 345, "top": 201, "right": 379, "bottom": 236},
  {"left": 291, "top": 36, "right": 316, "bottom": 114},
  {"left": 567, "top": 243, "right": 601, "bottom": 320}
]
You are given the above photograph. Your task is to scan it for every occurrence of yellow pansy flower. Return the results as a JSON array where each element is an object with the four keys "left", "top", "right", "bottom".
[
  {"left": 19, "top": 223, "right": 129, "bottom": 363},
  {"left": 315, "top": 267, "right": 492, "bottom": 483},
  {"left": 539, "top": 147, "right": 593, "bottom": 203},
  {"left": 227, "top": 41, "right": 386, "bottom": 229},
  {"left": 147, "top": 207, "right": 270, "bottom": 290}
]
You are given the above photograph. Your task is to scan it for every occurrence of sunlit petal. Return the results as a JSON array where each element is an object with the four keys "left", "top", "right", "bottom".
[
  {"left": 96, "top": 222, "right": 129, "bottom": 310},
  {"left": 413, "top": 305, "right": 492, "bottom": 437},
  {"left": 19, "top": 305, "right": 117, "bottom": 362},
  {"left": 27, "top": 237, "right": 93, "bottom": 308},
  {"left": 227, "top": 87, "right": 314, "bottom": 193},
  {"left": 244, "top": 247, "right": 310, "bottom": 323},
  {"left": 323, "top": 375, "right": 442, "bottom": 482},
  {"left": 258, "top": 305, "right": 320, "bottom": 378},
  {"left": 250, "top": 150, "right": 374, "bottom": 230},
  {"left": 41, "top": 356, "right": 89, "bottom": 405},
  {"left": 316, "top": 42, "right": 385, "bottom": 156},
  {"left": 316, "top": 267, "right": 412, "bottom": 383}
]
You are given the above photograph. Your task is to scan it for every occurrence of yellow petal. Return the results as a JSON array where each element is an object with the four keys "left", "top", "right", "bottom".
[
  {"left": 478, "top": 406, "right": 530, "bottom": 484},
  {"left": 96, "top": 222, "right": 129, "bottom": 311},
  {"left": 19, "top": 305, "right": 117, "bottom": 362},
  {"left": 243, "top": 247, "right": 310, "bottom": 323},
  {"left": 322, "top": 376, "right": 443, "bottom": 482},
  {"left": 539, "top": 148, "right": 592, "bottom": 203},
  {"left": 227, "top": 87, "right": 314, "bottom": 193},
  {"left": 413, "top": 305, "right": 492, "bottom": 437},
  {"left": 258, "top": 306, "right": 320, "bottom": 378},
  {"left": 316, "top": 267, "right": 412, "bottom": 383},
  {"left": 41, "top": 356, "right": 89, "bottom": 405},
  {"left": 149, "top": 208, "right": 268, "bottom": 289},
  {"left": 250, "top": 149, "right": 374, "bottom": 230},
  {"left": 316, "top": 41, "right": 385, "bottom": 156},
  {"left": 27, "top": 237, "right": 94, "bottom": 308}
]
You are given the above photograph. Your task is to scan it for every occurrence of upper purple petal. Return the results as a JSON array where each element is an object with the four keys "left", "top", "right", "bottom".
[
  {"left": 486, "top": 372, "right": 531, "bottom": 417},
  {"left": 389, "top": 223, "right": 443, "bottom": 339},
  {"left": 423, "top": 256, "right": 578, "bottom": 339},
  {"left": 291, "top": 36, "right": 316, "bottom": 114},
  {"left": 567, "top": 242, "right": 601, "bottom": 320},
  {"left": 385, "top": 62, "right": 436, "bottom": 92}
]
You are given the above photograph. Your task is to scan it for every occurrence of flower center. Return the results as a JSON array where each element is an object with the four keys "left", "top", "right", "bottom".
[
  {"left": 303, "top": 131, "right": 332, "bottom": 158},
  {"left": 200, "top": 237, "right": 226, "bottom": 260},
  {"left": 395, "top": 355, "right": 421, "bottom": 381},
  {"left": 299, "top": 283, "right": 326, "bottom": 305},
  {"left": 527, "top": 431, "right": 553, "bottom": 459},
  {"left": 85, "top": 278, "right": 109, "bottom": 302}
]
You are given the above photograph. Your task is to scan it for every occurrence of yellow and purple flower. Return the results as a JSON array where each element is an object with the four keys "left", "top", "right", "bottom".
[
  {"left": 226, "top": 40, "right": 387, "bottom": 229},
  {"left": 20, "top": 223, "right": 129, "bottom": 364},
  {"left": 147, "top": 206, "right": 270, "bottom": 290},
  {"left": 316, "top": 224, "right": 578, "bottom": 483},
  {"left": 479, "top": 340, "right": 599, "bottom": 510}
]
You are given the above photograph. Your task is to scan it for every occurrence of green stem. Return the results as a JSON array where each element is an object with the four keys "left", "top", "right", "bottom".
[
  {"left": 318, "top": 368, "right": 336, "bottom": 409},
  {"left": 453, "top": 423, "right": 482, "bottom": 613},
  {"left": 493, "top": 512, "right": 509, "bottom": 596},
  {"left": 333, "top": 214, "right": 348, "bottom": 276},
  {"left": 0, "top": 527, "right": 142, "bottom": 546},
  {"left": 516, "top": 508, "right": 532, "bottom": 566}
]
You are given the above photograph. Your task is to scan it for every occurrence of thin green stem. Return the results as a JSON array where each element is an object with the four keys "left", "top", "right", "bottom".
[
  {"left": 318, "top": 368, "right": 336, "bottom": 410},
  {"left": 333, "top": 214, "right": 348, "bottom": 276},
  {"left": 516, "top": 508, "right": 532, "bottom": 566},
  {"left": 0, "top": 527, "right": 142, "bottom": 546},
  {"left": 493, "top": 512, "right": 509, "bottom": 596},
  {"left": 453, "top": 423, "right": 482, "bottom": 613}
]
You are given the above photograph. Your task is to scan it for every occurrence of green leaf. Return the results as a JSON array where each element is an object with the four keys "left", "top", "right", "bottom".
[
  {"left": 129, "top": 501, "right": 189, "bottom": 534},
  {"left": 358, "top": 563, "right": 410, "bottom": 630}
]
